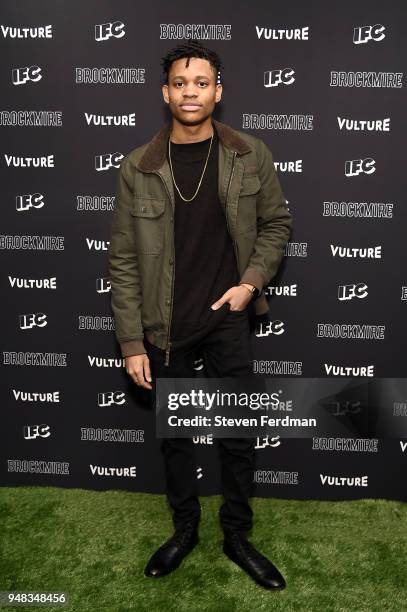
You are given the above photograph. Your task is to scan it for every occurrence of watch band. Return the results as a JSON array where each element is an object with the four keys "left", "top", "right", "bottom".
[{"left": 239, "top": 283, "right": 260, "bottom": 299}]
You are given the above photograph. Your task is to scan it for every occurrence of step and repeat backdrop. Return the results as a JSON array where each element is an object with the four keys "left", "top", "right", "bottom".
[{"left": 1, "top": 0, "right": 406, "bottom": 501}]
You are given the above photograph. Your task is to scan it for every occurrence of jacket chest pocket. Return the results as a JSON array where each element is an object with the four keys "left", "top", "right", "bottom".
[
  {"left": 130, "top": 198, "right": 165, "bottom": 255},
  {"left": 237, "top": 175, "right": 261, "bottom": 234}
]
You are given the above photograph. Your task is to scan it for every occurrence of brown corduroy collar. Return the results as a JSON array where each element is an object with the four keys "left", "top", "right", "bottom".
[{"left": 135, "top": 117, "right": 252, "bottom": 172}]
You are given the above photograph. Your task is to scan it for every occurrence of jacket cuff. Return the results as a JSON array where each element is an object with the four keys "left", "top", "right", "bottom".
[
  {"left": 239, "top": 267, "right": 264, "bottom": 292},
  {"left": 120, "top": 338, "right": 147, "bottom": 358}
]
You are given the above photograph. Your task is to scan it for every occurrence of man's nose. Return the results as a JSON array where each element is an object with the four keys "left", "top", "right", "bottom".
[{"left": 182, "top": 85, "right": 198, "bottom": 97}]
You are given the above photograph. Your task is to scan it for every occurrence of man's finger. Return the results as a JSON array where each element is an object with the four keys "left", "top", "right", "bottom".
[
  {"left": 144, "top": 358, "right": 152, "bottom": 383},
  {"left": 134, "top": 364, "right": 150, "bottom": 389},
  {"left": 211, "top": 290, "right": 231, "bottom": 310},
  {"left": 131, "top": 371, "right": 151, "bottom": 389},
  {"left": 129, "top": 371, "right": 140, "bottom": 386}
]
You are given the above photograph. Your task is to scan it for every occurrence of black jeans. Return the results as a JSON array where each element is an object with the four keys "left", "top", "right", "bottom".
[{"left": 145, "top": 307, "right": 256, "bottom": 534}]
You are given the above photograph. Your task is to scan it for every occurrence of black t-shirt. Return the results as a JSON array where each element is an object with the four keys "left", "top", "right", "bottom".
[{"left": 167, "top": 129, "right": 240, "bottom": 344}]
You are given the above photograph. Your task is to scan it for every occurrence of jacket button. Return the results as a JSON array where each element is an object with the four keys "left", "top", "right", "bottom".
[
  {"left": 165, "top": 298, "right": 170, "bottom": 306},
  {"left": 170, "top": 216, "right": 174, "bottom": 223},
  {"left": 169, "top": 258, "right": 174, "bottom": 265}
]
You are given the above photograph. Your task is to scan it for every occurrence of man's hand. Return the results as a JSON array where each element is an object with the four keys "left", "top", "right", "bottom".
[
  {"left": 125, "top": 353, "right": 152, "bottom": 390},
  {"left": 211, "top": 285, "right": 254, "bottom": 311}
]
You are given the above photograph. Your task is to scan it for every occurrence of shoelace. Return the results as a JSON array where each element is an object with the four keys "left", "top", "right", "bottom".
[
  {"left": 225, "top": 532, "right": 260, "bottom": 561},
  {"left": 162, "top": 522, "right": 198, "bottom": 549}
]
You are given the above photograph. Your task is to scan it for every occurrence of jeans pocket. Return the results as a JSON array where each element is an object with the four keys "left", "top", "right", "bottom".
[{"left": 228, "top": 307, "right": 248, "bottom": 315}]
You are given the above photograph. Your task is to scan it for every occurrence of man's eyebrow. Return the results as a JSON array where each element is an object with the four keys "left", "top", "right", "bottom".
[{"left": 171, "top": 75, "right": 211, "bottom": 80}]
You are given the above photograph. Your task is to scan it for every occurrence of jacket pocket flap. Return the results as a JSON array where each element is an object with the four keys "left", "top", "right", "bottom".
[
  {"left": 240, "top": 175, "right": 261, "bottom": 196},
  {"left": 130, "top": 198, "right": 165, "bottom": 218}
]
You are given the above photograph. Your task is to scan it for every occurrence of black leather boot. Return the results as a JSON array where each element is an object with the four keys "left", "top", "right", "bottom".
[
  {"left": 223, "top": 530, "right": 286, "bottom": 589},
  {"left": 144, "top": 520, "right": 200, "bottom": 577}
]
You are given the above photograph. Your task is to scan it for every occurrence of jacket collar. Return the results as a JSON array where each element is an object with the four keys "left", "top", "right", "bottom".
[{"left": 135, "top": 117, "right": 252, "bottom": 172}]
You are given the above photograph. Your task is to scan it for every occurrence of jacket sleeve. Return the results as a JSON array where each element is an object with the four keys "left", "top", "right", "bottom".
[
  {"left": 239, "top": 138, "right": 293, "bottom": 291},
  {"left": 107, "top": 155, "right": 147, "bottom": 358}
]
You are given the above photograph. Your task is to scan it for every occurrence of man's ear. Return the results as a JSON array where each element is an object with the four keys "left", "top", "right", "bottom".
[
  {"left": 215, "top": 83, "right": 223, "bottom": 103},
  {"left": 162, "top": 84, "right": 169, "bottom": 104}
]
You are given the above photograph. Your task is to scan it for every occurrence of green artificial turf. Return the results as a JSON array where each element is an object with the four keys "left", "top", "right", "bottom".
[{"left": 0, "top": 487, "right": 406, "bottom": 611}]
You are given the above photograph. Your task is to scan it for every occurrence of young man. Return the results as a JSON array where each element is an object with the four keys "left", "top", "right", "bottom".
[{"left": 108, "top": 40, "right": 292, "bottom": 590}]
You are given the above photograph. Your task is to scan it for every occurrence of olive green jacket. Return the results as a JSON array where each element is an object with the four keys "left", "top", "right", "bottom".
[{"left": 108, "top": 117, "right": 293, "bottom": 365}]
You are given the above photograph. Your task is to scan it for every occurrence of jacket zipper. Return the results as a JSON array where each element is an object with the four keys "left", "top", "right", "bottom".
[
  {"left": 225, "top": 151, "right": 239, "bottom": 267},
  {"left": 151, "top": 169, "right": 175, "bottom": 367},
  {"left": 165, "top": 274, "right": 174, "bottom": 368}
]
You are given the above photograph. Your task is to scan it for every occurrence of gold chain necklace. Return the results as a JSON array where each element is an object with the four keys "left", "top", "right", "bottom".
[{"left": 168, "top": 130, "right": 214, "bottom": 202}]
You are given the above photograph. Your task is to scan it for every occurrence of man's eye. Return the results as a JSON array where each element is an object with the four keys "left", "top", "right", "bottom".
[{"left": 199, "top": 82, "right": 208, "bottom": 86}]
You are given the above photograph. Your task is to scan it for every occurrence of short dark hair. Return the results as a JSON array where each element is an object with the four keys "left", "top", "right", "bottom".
[{"left": 160, "top": 39, "right": 223, "bottom": 85}]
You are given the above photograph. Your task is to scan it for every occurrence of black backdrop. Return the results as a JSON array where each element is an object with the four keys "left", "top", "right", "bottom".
[{"left": 1, "top": 0, "right": 406, "bottom": 501}]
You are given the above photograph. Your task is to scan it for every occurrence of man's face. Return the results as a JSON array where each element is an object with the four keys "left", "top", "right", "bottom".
[{"left": 162, "top": 57, "right": 222, "bottom": 126}]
